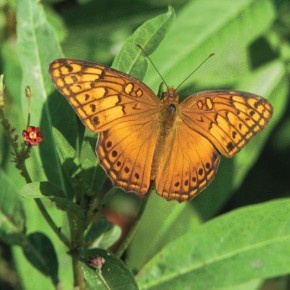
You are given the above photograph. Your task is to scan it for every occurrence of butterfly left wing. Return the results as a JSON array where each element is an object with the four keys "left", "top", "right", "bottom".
[{"left": 179, "top": 90, "right": 273, "bottom": 157}]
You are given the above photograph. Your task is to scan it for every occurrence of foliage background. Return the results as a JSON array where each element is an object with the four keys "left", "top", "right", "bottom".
[{"left": 0, "top": 0, "right": 290, "bottom": 289}]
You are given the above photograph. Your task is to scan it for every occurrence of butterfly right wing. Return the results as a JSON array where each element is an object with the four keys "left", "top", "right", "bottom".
[{"left": 49, "top": 58, "right": 162, "bottom": 195}]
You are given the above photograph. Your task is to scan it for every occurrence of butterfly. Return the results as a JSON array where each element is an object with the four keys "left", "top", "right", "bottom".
[{"left": 49, "top": 58, "right": 273, "bottom": 202}]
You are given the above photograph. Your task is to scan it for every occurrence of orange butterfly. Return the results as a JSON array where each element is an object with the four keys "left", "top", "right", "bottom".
[{"left": 49, "top": 58, "right": 273, "bottom": 202}]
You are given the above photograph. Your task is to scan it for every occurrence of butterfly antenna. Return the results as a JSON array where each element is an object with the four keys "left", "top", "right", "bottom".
[
  {"left": 175, "top": 53, "right": 215, "bottom": 91},
  {"left": 136, "top": 44, "right": 169, "bottom": 89}
]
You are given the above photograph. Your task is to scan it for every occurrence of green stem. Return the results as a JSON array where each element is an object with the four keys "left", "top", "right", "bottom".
[
  {"left": 115, "top": 194, "right": 149, "bottom": 258},
  {"left": 71, "top": 250, "right": 86, "bottom": 290},
  {"left": 68, "top": 211, "right": 87, "bottom": 289}
]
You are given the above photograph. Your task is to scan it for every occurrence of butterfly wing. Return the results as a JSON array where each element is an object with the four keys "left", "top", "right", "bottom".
[
  {"left": 49, "top": 59, "right": 161, "bottom": 132},
  {"left": 97, "top": 121, "right": 160, "bottom": 194},
  {"left": 155, "top": 89, "right": 272, "bottom": 202},
  {"left": 179, "top": 90, "right": 273, "bottom": 157},
  {"left": 155, "top": 121, "right": 221, "bottom": 202},
  {"left": 49, "top": 58, "right": 162, "bottom": 195}
]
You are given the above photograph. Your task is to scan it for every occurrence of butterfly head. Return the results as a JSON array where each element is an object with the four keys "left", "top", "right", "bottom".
[{"left": 163, "top": 86, "right": 179, "bottom": 104}]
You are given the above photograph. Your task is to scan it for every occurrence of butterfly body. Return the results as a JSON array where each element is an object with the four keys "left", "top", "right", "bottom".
[{"left": 49, "top": 58, "right": 273, "bottom": 202}]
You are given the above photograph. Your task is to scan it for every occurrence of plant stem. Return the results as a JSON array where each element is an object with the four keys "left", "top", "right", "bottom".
[
  {"left": 71, "top": 251, "right": 86, "bottom": 290},
  {"left": 68, "top": 211, "right": 87, "bottom": 290}
]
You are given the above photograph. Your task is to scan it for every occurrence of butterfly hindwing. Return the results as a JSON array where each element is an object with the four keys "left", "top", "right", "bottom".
[
  {"left": 97, "top": 120, "right": 160, "bottom": 195},
  {"left": 179, "top": 90, "right": 273, "bottom": 158},
  {"left": 155, "top": 121, "right": 221, "bottom": 202}
]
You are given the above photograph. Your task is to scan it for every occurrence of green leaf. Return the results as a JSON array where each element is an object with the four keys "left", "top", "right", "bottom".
[
  {"left": 0, "top": 170, "right": 26, "bottom": 245},
  {"left": 20, "top": 181, "right": 84, "bottom": 222},
  {"left": 16, "top": 0, "right": 62, "bottom": 104},
  {"left": 137, "top": 199, "right": 290, "bottom": 290},
  {"left": 52, "top": 127, "right": 80, "bottom": 179},
  {"left": 127, "top": 192, "right": 200, "bottom": 270},
  {"left": 112, "top": 6, "right": 175, "bottom": 79},
  {"left": 15, "top": 0, "right": 60, "bottom": 181},
  {"left": 79, "top": 130, "right": 107, "bottom": 196},
  {"left": 21, "top": 181, "right": 65, "bottom": 198},
  {"left": 16, "top": 0, "right": 78, "bottom": 191},
  {"left": 220, "top": 279, "right": 262, "bottom": 290},
  {"left": 85, "top": 218, "right": 122, "bottom": 249},
  {"left": 52, "top": 127, "right": 77, "bottom": 164},
  {"left": 144, "top": 0, "right": 276, "bottom": 90},
  {"left": 23, "top": 232, "right": 59, "bottom": 284},
  {"left": 80, "top": 130, "right": 98, "bottom": 169},
  {"left": 82, "top": 264, "right": 107, "bottom": 290},
  {"left": 81, "top": 249, "right": 138, "bottom": 290}
]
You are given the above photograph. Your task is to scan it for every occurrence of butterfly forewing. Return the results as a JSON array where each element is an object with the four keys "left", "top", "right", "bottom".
[
  {"left": 179, "top": 90, "right": 273, "bottom": 158},
  {"left": 49, "top": 59, "right": 161, "bottom": 132}
]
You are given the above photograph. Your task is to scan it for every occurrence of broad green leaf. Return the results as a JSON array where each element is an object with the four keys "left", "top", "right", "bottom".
[
  {"left": 145, "top": 0, "right": 276, "bottom": 90},
  {"left": 220, "top": 279, "right": 262, "bottom": 290},
  {"left": 16, "top": 0, "right": 61, "bottom": 105},
  {"left": 22, "top": 232, "right": 59, "bottom": 284},
  {"left": 81, "top": 249, "right": 138, "bottom": 290},
  {"left": 45, "top": 4, "right": 67, "bottom": 43},
  {"left": 15, "top": 0, "right": 61, "bottom": 184},
  {"left": 16, "top": 0, "right": 78, "bottom": 191},
  {"left": 137, "top": 199, "right": 290, "bottom": 290},
  {"left": 127, "top": 192, "right": 201, "bottom": 270},
  {"left": 0, "top": 170, "right": 26, "bottom": 245},
  {"left": 113, "top": 6, "right": 175, "bottom": 79}
]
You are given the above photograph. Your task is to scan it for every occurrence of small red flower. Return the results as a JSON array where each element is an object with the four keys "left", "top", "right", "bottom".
[{"left": 22, "top": 126, "right": 42, "bottom": 146}]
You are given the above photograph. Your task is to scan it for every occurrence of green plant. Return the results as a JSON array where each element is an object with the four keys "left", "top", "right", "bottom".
[{"left": 0, "top": 0, "right": 290, "bottom": 289}]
